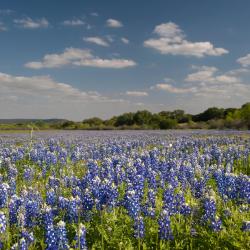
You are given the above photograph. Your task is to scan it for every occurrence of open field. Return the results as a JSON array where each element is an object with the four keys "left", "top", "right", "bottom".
[{"left": 0, "top": 130, "right": 249, "bottom": 249}]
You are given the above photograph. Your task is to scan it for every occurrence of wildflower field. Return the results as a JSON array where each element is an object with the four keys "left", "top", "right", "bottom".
[{"left": 0, "top": 130, "right": 249, "bottom": 250}]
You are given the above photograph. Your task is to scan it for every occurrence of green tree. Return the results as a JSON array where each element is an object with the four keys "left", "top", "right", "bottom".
[
  {"left": 115, "top": 112, "right": 135, "bottom": 126},
  {"left": 159, "top": 118, "right": 177, "bottom": 129},
  {"left": 133, "top": 110, "right": 152, "bottom": 126}
]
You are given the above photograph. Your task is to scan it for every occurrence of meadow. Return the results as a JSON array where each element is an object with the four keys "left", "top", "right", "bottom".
[{"left": 0, "top": 130, "right": 249, "bottom": 249}]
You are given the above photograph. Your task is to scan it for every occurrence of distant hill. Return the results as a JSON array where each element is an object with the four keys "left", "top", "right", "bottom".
[{"left": 0, "top": 119, "right": 68, "bottom": 124}]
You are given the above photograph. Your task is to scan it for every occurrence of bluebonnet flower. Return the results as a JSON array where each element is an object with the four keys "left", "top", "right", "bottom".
[
  {"left": 158, "top": 210, "right": 174, "bottom": 240},
  {"left": 17, "top": 207, "right": 26, "bottom": 228},
  {"left": 202, "top": 196, "right": 216, "bottom": 222},
  {"left": 211, "top": 217, "right": 222, "bottom": 232},
  {"left": 67, "top": 196, "right": 80, "bottom": 223},
  {"left": 23, "top": 166, "right": 34, "bottom": 183},
  {"left": 82, "top": 189, "right": 94, "bottom": 211},
  {"left": 43, "top": 205, "right": 54, "bottom": 226},
  {"left": 9, "top": 195, "right": 22, "bottom": 225},
  {"left": 180, "top": 203, "right": 191, "bottom": 216},
  {"left": 12, "top": 238, "right": 28, "bottom": 250},
  {"left": 75, "top": 223, "right": 87, "bottom": 250},
  {"left": 0, "top": 212, "right": 7, "bottom": 233},
  {"left": 134, "top": 216, "right": 145, "bottom": 239},
  {"left": 25, "top": 199, "right": 40, "bottom": 227},
  {"left": 142, "top": 204, "right": 155, "bottom": 218},
  {"left": 162, "top": 186, "right": 176, "bottom": 215},
  {"left": 241, "top": 221, "right": 250, "bottom": 232},
  {"left": 21, "top": 229, "right": 34, "bottom": 246},
  {"left": 46, "top": 189, "right": 57, "bottom": 206},
  {"left": 124, "top": 188, "right": 140, "bottom": 219},
  {"left": 48, "top": 176, "right": 60, "bottom": 189},
  {"left": 56, "top": 221, "right": 69, "bottom": 249},
  {"left": 58, "top": 196, "right": 69, "bottom": 210},
  {"left": 0, "top": 183, "right": 9, "bottom": 208},
  {"left": 45, "top": 224, "right": 57, "bottom": 250}
]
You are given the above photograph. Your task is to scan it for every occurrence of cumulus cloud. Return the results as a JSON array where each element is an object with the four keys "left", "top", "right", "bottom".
[
  {"left": 125, "top": 91, "right": 148, "bottom": 97},
  {"left": 182, "top": 65, "right": 250, "bottom": 101},
  {"left": 0, "top": 72, "right": 103, "bottom": 102},
  {"left": 152, "top": 65, "right": 250, "bottom": 102},
  {"left": 83, "top": 36, "right": 109, "bottom": 47},
  {"left": 237, "top": 53, "right": 250, "bottom": 67},
  {"left": 144, "top": 22, "right": 228, "bottom": 57},
  {"left": 154, "top": 83, "right": 196, "bottom": 93},
  {"left": 106, "top": 18, "right": 123, "bottom": 28},
  {"left": 25, "top": 48, "right": 136, "bottom": 69},
  {"left": 121, "top": 37, "right": 129, "bottom": 44},
  {"left": 14, "top": 17, "right": 49, "bottom": 29},
  {"left": 185, "top": 66, "right": 218, "bottom": 82},
  {"left": 0, "top": 72, "right": 135, "bottom": 119},
  {"left": 62, "top": 19, "right": 85, "bottom": 26},
  {"left": 185, "top": 65, "right": 239, "bottom": 83}
]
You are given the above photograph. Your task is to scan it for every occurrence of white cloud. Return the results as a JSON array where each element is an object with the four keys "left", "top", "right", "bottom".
[
  {"left": 0, "top": 72, "right": 136, "bottom": 120},
  {"left": 14, "top": 17, "right": 49, "bottom": 29},
  {"left": 154, "top": 83, "right": 196, "bottom": 93},
  {"left": 153, "top": 65, "right": 249, "bottom": 98},
  {"left": 0, "top": 72, "right": 102, "bottom": 101},
  {"left": 83, "top": 36, "right": 109, "bottom": 47},
  {"left": 0, "top": 22, "right": 7, "bottom": 31},
  {"left": 185, "top": 66, "right": 218, "bottom": 82},
  {"left": 185, "top": 65, "right": 239, "bottom": 83},
  {"left": 106, "top": 18, "right": 123, "bottom": 28},
  {"left": 121, "top": 37, "right": 129, "bottom": 44},
  {"left": 183, "top": 65, "right": 250, "bottom": 99},
  {"left": 125, "top": 91, "right": 148, "bottom": 97},
  {"left": 25, "top": 47, "right": 137, "bottom": 69},
  {"left": 237, "top": 53, "right": 250, "bottom": 67},
  {"left": 144, "top": 22, "right": 228, "bottom": 57},
  {"left": 62, "top": 19, "right": 85, "bottom": 26}
]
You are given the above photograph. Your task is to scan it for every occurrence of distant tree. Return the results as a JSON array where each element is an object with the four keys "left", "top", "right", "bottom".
[
  {"left": 82, "top": 117, "right": 103, "bottom": 127},
  {"left": 149, "top": 114, "right": 161, "bottom": 129},
  {"left": 134, "top": 110, "right": 152, "bottom": 125},
  {"left": 115, "top": 112, "right": 135, "bottom": 126},
  {"left": 159, "top": 118, "right": 177, "bottom": 129},
  {"left": 104, "top": 116, "right": 117, "bottom": 127},
  {"left": 61, "top": 121, "right": 76, "bottom": 129},
  {"left": 158, "top": 111, "right": 171, "bottom": 118},
  {"left": 193, "top": 107, "right": 225, "bottom": 122},
  {"left": 240, "top": 103, "right": 250, "bottom": 128}
]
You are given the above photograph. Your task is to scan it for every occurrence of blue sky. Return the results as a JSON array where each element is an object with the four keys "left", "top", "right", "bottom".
[{"left": 0, "top": 0, "right": 250, "bottom": 120}]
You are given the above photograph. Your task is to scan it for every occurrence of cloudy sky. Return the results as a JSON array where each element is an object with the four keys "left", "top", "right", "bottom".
[{"left": 0, "top": 0, "right": 250, "bottom": 120}]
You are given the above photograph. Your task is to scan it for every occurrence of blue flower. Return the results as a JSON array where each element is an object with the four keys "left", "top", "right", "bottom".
[
  {"left": 75, "top": 223, "right": 87, "bottom": 250},
  {"left": 241, "top": 221, "right": 250, "bottom": 232},
  {"left": 158, "top": 210, "right": 174, "bottom": 240},
  {"left": 0, "top": 212, "right": 7, "bottom": 233},
  {"left": 56, "top": 221, "right": 69, "bottom": 249},
  {"left": 134, "top": 216, "right": 145, "bottom": 239}
]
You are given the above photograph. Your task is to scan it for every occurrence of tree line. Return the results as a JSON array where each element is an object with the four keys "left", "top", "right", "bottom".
[
  {"left": 60, "top": 102, "right": 250, "bottom": 130},
  {"left": 0, "top": 103, "right": 249, "bottom": 130}
]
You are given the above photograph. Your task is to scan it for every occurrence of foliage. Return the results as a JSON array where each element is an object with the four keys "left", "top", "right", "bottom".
[
  {"left": 0, "top": 131, "right": 249, "bottom": 249},
  {"left": 0, "top": 102, "right": 250, "bottom": 130}
]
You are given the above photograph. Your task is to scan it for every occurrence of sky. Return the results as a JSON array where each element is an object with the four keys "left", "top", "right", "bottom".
[{"left": 0, "top": 0, "right": 250, "bottom": 120}]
